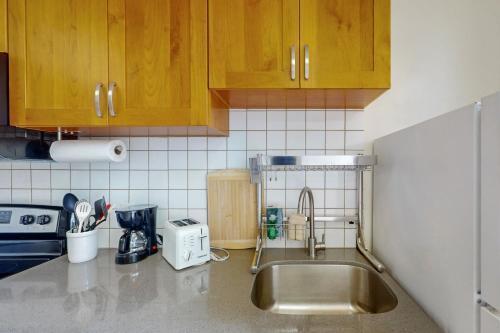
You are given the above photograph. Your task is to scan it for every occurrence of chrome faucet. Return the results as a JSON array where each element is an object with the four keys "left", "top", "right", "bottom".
[{"left": 297, "top": 187, "right": 325, "bottom": 258}]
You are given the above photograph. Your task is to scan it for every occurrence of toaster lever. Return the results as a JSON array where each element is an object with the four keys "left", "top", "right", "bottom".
[{"left": 200, "top": 228, "right": 207, "bottom": 251}]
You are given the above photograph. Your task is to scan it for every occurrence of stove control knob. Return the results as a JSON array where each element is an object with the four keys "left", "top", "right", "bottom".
[
  {"left": 37, "top": 215, "right": 51, "bottom": 225},
  {"left": 20, "top": 215, "right": 35, "bottom": 225}
]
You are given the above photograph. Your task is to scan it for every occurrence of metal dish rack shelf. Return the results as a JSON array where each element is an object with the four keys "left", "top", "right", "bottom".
[{"left": 249, "top": 154, "right": 385, "bottom": 273}]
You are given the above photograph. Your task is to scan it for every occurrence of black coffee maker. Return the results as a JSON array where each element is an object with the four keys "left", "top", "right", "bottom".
[{"left": 115, "top": 205, "right": 158, "bottom": 264}]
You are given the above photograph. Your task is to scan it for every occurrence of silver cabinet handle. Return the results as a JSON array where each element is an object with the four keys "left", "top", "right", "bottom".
[
  {"left": 304, "top": 44, "right": 310, "bottom": 80},
  {"left": 290, "top": 45, "right": 296, "bottom": 80},
  {"left": 107, "top": 81, "right": 117, "bottom": 117},
  {"left": 94, "top": 83, "right": 103, "bottom": 118}
]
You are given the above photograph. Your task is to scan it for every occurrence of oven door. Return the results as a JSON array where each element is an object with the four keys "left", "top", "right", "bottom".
[
  {"left": 0, "top": 257, "right": 52, "bottom": 279},
  {"left": 0, "top": 239, "right": 65, "bottom": 279}
]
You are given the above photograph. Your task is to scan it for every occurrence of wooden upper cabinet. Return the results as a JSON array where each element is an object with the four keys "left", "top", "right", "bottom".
[
  {"left": 300, "top": 0, "right": 390, "bottom": 89},
  {"left": 0, "top": 0, "right": 7, "bottom": 52},
  {"left": 8, "top": 0, "right": 109, "bottom": 127},
  {"left": 209, "top": 0, "right": 300, "bottom": 89},
  {"left": 6, "top": 0, "right": 228, "bottom": 133},
  {"left": 209, "top": 0, "right": 390, "bottom": 108},
  {"left": 108, "top": 0, "right": 206, "bottom": 126}
]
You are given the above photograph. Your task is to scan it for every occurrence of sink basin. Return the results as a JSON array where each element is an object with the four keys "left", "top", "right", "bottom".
[{"left": 251, "top": 262, "right": 398, "bottom": 315}]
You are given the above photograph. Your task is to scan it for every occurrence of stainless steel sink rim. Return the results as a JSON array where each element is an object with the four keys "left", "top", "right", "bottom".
[{"left": 251, "top": 261, "right": 398, "bottom": 316}]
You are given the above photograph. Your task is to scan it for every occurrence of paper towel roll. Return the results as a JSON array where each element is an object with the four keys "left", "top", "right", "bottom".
[{"left": 50, "top": 140, "right": 127, "bottom": 163}]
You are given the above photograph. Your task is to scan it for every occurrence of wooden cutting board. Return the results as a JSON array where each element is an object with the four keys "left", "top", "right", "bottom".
[{"left": 207, "top": 169, "right": 258, "bottom": 249}]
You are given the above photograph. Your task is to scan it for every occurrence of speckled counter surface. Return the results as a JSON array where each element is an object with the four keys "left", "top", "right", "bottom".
[{"left": 0, "top": 248, "right": 442, "bottom": 333}]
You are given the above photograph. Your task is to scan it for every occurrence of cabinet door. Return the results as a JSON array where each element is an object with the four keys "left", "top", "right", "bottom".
[
  {"left": 300, "top": 0, "right": 390, "bottom": 88},
  {"left": 108, "top": 0, "right": 206, "bottom": 126},
  {"left": 209, "top": 0, "right": 299, "bottom": 89},
  {"left": 8, "top": 0, "right": 108, "bottom": 127}
]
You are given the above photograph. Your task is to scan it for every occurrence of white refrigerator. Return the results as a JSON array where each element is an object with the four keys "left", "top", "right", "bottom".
[
  {"left": 372, "top": 91, "right": 500, "bottom": 333},
  {"left": 479, "top": 92, "right": 500, "bottom": 333}
]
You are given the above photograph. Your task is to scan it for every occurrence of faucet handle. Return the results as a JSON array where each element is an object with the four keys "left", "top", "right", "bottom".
[{"left": 321, "top": 233, "right": 326, "bottom": 244}]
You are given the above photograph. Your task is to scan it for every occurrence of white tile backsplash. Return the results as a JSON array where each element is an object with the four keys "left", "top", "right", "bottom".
[
  {"left": 325, "top": 131, "right": 345, "bottom": 150},
  {"left": 110, "top": 170, "right": 129, "bottom": 189},
  {"left": 0, "top": 189, "right": 11, "bottom": 203},
  {"left": 247, "top": 131, "right": 266, "bottom": 150},
  {"left": 325, "top": 189, "right": 345, "bottom": 208},
  {"left": 31, "top": 170, "right": 50, "bottom": 189},
  {"left": 51, "top": 170, "right": 70, "bottom": 189},
  {"left": 287, "top": 110, "right": 306, "bottom": 130},
  {"left": 227, "top": 150, "right": 247, "bottom": 168},
  {"left": 227, "top": 131, "right": 246, "bottom": 150},
  {"left": 207, "top": 151, "right": 226, "bottom": 169},
  {"left": 148, "top": 137, "right": 168, "bottom": 150},
  {"left": 229, "top": 110, "right": 246, "bottom": 130},
  {"left": 168, "top": 151, "right": 188, "bottom": 169},
  {"left": 129, "top": 189, "right": 148, "bottom": 204},
  {"left": 306, "top": 131, "right": 326, "bottom": 150},
  {"left": 285, "top": 171, "right": 306, "bottom": 189},
  {"left": 129, "top": 151, "right": 148, "bottom": 170},
  {"left": 267, "top": 131, "right": 286, "bottom": 150},
  {"left": 169, "top": 170, "right": 188, "bottom": 189},
  {"left": 188, "top": 190, "right": 206, "bottom": 209},
  {"left": 0, "top": 108, "right": 364, "bottom": 248},
  {"left": 149, "top": 151, "right": 168, "bottom": 170},
  {"left": 207, "top": 137, "right": 226, "bottom": 150},
  {"left": 71, "top": 170, "right": 90, "bottom": 189},
  {"left": 12, "top": 170, "right": 31, "bottom": 189},
  {"left": 346, "top": 111, "right": 364, "bottom": 130},
  {"left": 326, "top": 110, "right": 345, "bottom": 130},
  {"left": 306, "top": 171, "right": 325, "bottom": 189},
  {"left": 168, "top": 137, "right": 188, "bottom": 151},
  {"left": 267, "top": 110, "right": 286, "bottom": 130},
  {"left": 129, "top": 170, "right": 149, "bottom": 189},
  {"left": 32, "top": 189, "right": 51, "bottom": 205},
  {"left": 169, "top": 190, "right": 188, "bottom": 209},
  {"left": 188, "top": 137, "right": 207, "bottom": 150},
  {"left": 267, "top": 189, "right": 286, "bottom": 207},
  {"left": 149, "top": 190, "right": 168, "bottom": 208},
  {"left": 306, "top": 110, "right": 326, "bottom": 130},
  {"left": 247, "top": 111, "right": 267, "bottom": 130},
  {"left": 12, "top": 189, "right": 30, "bottom": 204},
  {"left": 90, "top": 170, "right": 109, "bottom": 189},
  {"left": 188, "top": 170, "right": 207, "bottom": 189},
  {"left": 187, "top": 151, "right": 207, "bottom": 169},
  {"left": 287, "top": 131, "right": 306, "bottom": 149},
  {"left": 130, "top": 137, "right": 148, "bottom": 150}
]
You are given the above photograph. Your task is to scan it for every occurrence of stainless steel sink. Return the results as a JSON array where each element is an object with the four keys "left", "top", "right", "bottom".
[{"left": 251, "top": 262, "right": 398, "bottom": 315}]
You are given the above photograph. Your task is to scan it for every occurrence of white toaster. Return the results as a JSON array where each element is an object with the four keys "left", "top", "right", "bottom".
[{"left": 162, "top": 218, "right": 210, "bottom": 270}]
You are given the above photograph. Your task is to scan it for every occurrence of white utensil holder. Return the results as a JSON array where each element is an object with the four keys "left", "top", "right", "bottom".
[{"left": 66, "top": 230, "right": 98, "bottom": 263}]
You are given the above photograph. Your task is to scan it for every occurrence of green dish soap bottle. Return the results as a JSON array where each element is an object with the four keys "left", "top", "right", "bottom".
[{"left": 266, "top": 207, "right": 283, "bottom": 240}]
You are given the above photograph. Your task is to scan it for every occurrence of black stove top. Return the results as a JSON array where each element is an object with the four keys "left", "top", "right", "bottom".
[{"left": 0, "top": 204, "right": 69, "bottom": 279}]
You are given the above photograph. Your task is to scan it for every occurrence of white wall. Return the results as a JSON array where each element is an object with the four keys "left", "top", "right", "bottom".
[
  {"left": 365, "top": 0, "right": 500, "bottom": 142},
  {"left": 362, "top": 0, "right": 500, "bottom": 250},
  {"left": 367, "top": 1, "right": 500, "bottom": 332}
]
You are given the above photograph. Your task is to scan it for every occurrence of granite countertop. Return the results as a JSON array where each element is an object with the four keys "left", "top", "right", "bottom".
[{"left": 0, "top": 248, "right": 442, "bottom": 333}]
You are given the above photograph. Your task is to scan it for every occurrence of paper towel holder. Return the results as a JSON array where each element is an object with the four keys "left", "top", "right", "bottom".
[
  {"left": 56, "top": 127, "right": 78, "bottom": 141},
  {"left": 114, "top": 145, "right": 124, "bottom": 156}
]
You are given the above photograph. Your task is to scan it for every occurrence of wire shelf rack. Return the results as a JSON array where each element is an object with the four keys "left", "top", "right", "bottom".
[
  {"left": 259, "top": 216, "right": 358, "bottom": 249},
  {"left": 249, "top": 154, "right": 376, "bottom": 183},
  {"left": 249, "top": 153, "right": 385, "bottom": 273}
]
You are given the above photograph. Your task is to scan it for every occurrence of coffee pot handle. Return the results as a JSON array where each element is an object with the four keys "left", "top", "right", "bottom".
[{"left": 118, "top": 232, "right": 131, "bottom": 253}]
